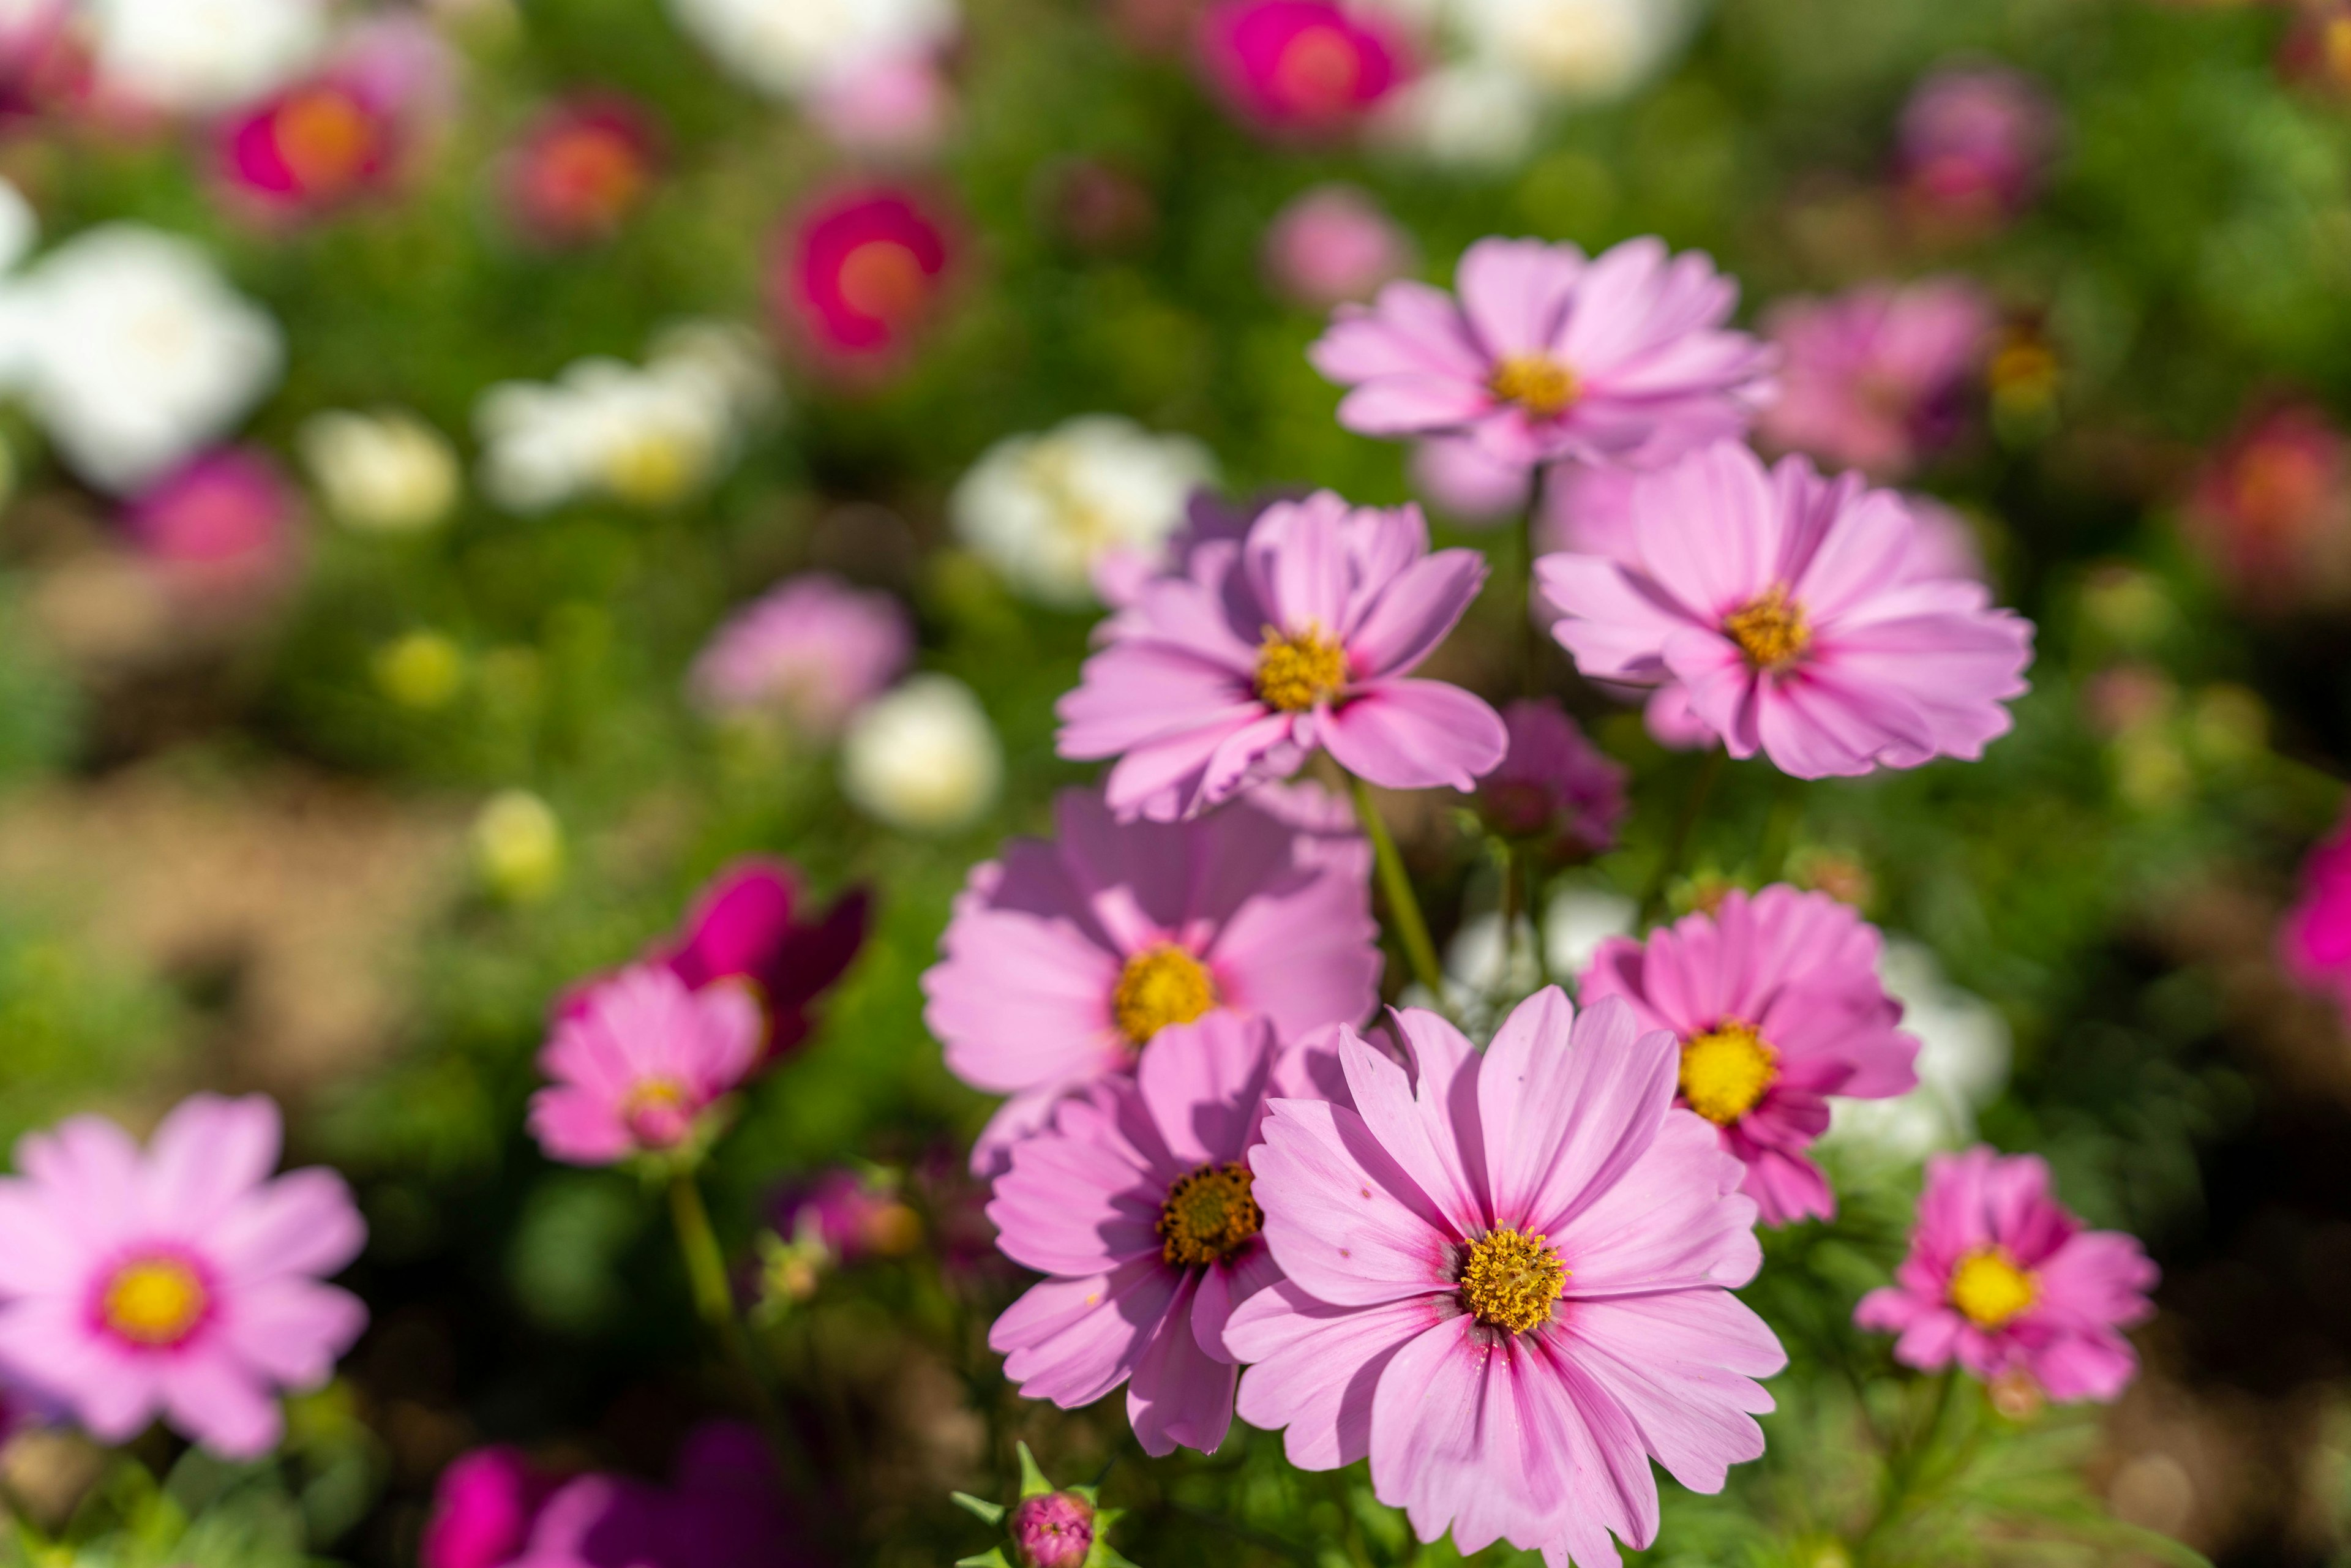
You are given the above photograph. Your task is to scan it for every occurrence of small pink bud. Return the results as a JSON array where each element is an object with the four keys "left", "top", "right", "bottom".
[{"left": 1008, "top": 1491, "right": 1095, "bottom": 1568}]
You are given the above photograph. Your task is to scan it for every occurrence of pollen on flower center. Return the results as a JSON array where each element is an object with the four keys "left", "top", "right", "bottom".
[
  {"left": 621, "top": 1077, "right": 693, "bottom": 1146},
  {"left": 1112, "top": 943, "right": 1217, "bottom": 1045},
  {"left": 1679, "top": 1022, "right": 1779, "bottom": 1126},
  {"left": 1458, "top": 1228, "right": 1565, "bottom": 1335},
  {"left": 1157, "top": 1163, "right": 1262, "bottom": 1267},
  {"left": 1723, "top": 585, "right": 1812, "bottom": 672},
  {"left": 1948, "top": 1247, "right": 2037, "bottom": 1330},
  {"left": 1488, "top": 354, "right": 1581, "bottom": 419},
  {"left": 102, "top": 1256, "right": 208, "bottom": 1347},
  {"left": 276, "top": 88, "right": 375, "bottom": 190},
  {"left": 1255, "top": 626, "right": 1348, "bottom": 712}
]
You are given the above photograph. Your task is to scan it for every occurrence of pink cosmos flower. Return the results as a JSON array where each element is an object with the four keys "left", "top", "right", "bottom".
[
  {"left": 1263, "top": 183, "right": 1415, "bottom": 309},
  {"left": 529, "top": 965, "right": 763, "bottom": 1165},
  {"left": 1409, "top": 436, "right": 1529, "bottom": 528},
  {"left": 1093, "top": 489, "right": 1277, "bottom": 616},
  {"left": 503, "top": 1423, "right": 797, "bottom": 1568},
  {"left": 2181, "top": 398, "right": 2351, "bottom": 607},
  {"left": 1757, "top": 279, "right": 1995, "bottom": 480},
  {"left": 771, "top": 184, "right": 955, "bottom": 372},
  {"left": 988, "top": 1011, "right": 1295, "bottom": 1455},
  {"left": 499, "top": 94, "right": 662, "bottom": 249},
  {"left": 424, "top": 1447, "right": 561, "bottom": 1568},
  {"left": 0, "top": 1093, "right": 366, "bottom": 1458},
  {"left": 1196, "top": 1, "right": 1411, "bottom": 138},
  {"left": 770, "top": 1167, "right": 921, "bottom": 1264},
  {"left": 2283, "top": 811, "right": 2351, "bottom": 1021},
  {"left": 1895, "top": 66, "right": 2060, "bottom": 233},
  {"left": 924, "top": 782, "right": 1377, "bottom": 1173},
  {"left": 216, "top": 17, "right": 452, "bottom": 220},
  {"left": 1058, "top": 491, "right": 1507, "bottom": 821},
  {"left": 122, "top": 446, "right": 306, "bottom": 598},
  {"left": 1474, "top": 699, "right": 1625, "bottom": 863},
  {"left": 1577, "top": 885, "right": 1921, "bottom": 1226},
  {"left": 1538, "top": 441, "right": 2034, "bottom": 780},
  {"left": 804, "top": 51, "right": 954, "bottom": 159},
  {"left": 1309, "top": 236, "right": 1777, "bottom": 472},
  {"left": 688, "top": 573, "right": 913, "bottom": 738},
  {"left": 1226, "top": 990, "right": 1784, "bottom": 1566},
  {"left": 1855, "top": 1146, "right": 2158, "bottom": 1402}
]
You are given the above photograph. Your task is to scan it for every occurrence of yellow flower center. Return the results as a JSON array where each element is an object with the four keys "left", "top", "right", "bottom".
[
  {"left": 103, "top": 1258, "right": 208, "bottom": 1346},
  {"left": 1723, "top": 585, "right": 1812, "bottom": 672},
  {"left": 1157, "top": 1163, "right": 1262, "bottom": 1267},
  {"left": 1111, "top": 943, "right": 1217, "bottom": 1046},
  {"left": 274, "top": 86, "right": 375, "bottom": 192},
  {"left": 1948, "top": 1247, "right": 2037, "bottom": 1330},
  {"left": 604, "top": 432, "right": 705, "bottom": 508},
  {"left": 1488, "top": 354, "right": 1581, "bottom": 419},
  {"left": 1459, "top": 1228, "right": 1565, "bottom": 1335},
  {"left": 621, "top": 1077, "right": 693, "bottom": 1146},
  {"left": 1678, "top": 1022, "right": 1779, "bottom": 1126},
  {"left": 1255, "top": 626, "right": 1348, "bottom": 712}
]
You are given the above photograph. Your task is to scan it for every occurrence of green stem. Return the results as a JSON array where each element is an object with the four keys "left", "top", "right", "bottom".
[
  {"left": 1524, "top": 854, "right": 1552, "bottom": 985},
  {"left": 668, "top": 1172, "right": 801, "bottom": 1480},
  {"left": 1638, "top": 746, "right": 1724, "bottom": 926},
  {"left": 1349, "top": 773, "right": 1444, "bottom": 998},
  {"left": 1853, "top": 1368, "right": 1957, "bottom": 1564}
]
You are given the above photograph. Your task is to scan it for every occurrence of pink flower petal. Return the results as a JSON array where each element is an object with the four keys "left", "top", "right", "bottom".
[
  {"left": 1478, "top": 992, "right": 1678, "bottom": 1237},
  {"left": 1125, "top": 1272, "right": 1237, "bottom": 1456},
  {"left": 1320, "top": 681, "right": 1507, "bottom": 792},
  {"left": 1250, "top": 1097, "right": 1455, "bottom": 1305},
  {"left": 1228, "top": 1281, "right": 1438, "bottom": 1469}
]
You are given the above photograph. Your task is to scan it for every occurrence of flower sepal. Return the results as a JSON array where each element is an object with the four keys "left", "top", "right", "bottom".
[{"left": 951, "top": 1444, "right": 1134, "bottom": 1568}]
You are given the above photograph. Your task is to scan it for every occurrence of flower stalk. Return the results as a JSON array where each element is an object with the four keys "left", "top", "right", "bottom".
[
  {"left": 1349, "top": 773, "right": 1444, "bottom": 997},
  {"left": 1639, "top": 745, "right": 1725, "bottom": 925},
  {"left": 667, "top": 1171, "right": 800, "bottom": 1482}
]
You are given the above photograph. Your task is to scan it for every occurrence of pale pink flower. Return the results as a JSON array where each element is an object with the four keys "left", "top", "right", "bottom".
[
  {"left": 1409, "top": 436, "right": 1528, "bottom": 527},
  {"left": 1228, "top": 991, "right": 1783, "bottom": 1566},
  {"left": 1577, "top": 885, "right": 1920, "bottom": 1226},
  {"left": 1309, "top": 236, "right": 1776, "bottom": 471},
  {"left": 1058, "top": 491, "right": 1507, "bottom": 821},
  {"left": 988, "top": 1012, "right": 1294, "bottom": 1455},
  {"left": 924, "top": 782, "right": 1377, "bottom": 1174},
  {"left": 1263, "top": 183, "right": 1414, "bottom": 309},
  {"left": 688, "top": 573, "right": 913, "bottom": 739},
  {"left": 1474, "top": 699, "right": 1625, "bottom": 862},
  {"left": 0, "top": 1094, "right": 366, "bottom": 1458},
  {"left": 528, "top": 965, "right": 763, "bottom": 1165},
  {"left": 1856, "top": 1146, "right": 2158, "bottom": 1402},
  {"left": 1538, "top": 441, "right": 2034, "bottom": 780},
  {"left": 1757, "top": 279, "right": 1995, "bottom": 480},
  {"left": 805, "top": 52, "right": 953, "bottom": 159}
]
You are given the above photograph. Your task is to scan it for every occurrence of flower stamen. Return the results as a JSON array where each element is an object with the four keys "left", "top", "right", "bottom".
[
  {"left": 1255, "top": 625, "right": 1348, "bottom": 712},
  {"left": 1949, "top": 1247, "right": 2037, "bottom": 1330},
  {"left": 1723, "top": 585, "right": 1811, "bottom": 672},
  {"left": 1679, "top": 1022, "right": 1779, "bottom": 1126},
  {"left": 1157, "top": 1163, "right": 1262, "bottom": 1267},
  {"left": 1459, "top": 1228, "right": 1565, "bottom": 1335},
  {"left": 1489, "top": 354, "right": 1581, "bottom": 419},
  {"left": 102, "top": 1256, "right": 208, "bottom": 1347},
  {"left": 1112, "top": 944, "right": 1217, "bottom": 1045}
]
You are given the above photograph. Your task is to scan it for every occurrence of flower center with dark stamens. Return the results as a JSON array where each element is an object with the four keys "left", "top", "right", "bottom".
[
  {"left": 1723, "top": 585, "right": 1811, "bottom": 672},
  {"left": 1679, "top": 1022, "right": 1779, "bottom": 1126},
  {"left": 1111, "top": 944, "right": 1217, "bottom": 1045},
  {"left": 1459, "top": 1228, "right": 1565, "bottom": 1334},
  {"left": 1157, "top": 1163, "right": 1262, "bottom": 1267},
  {"left": 103, "top": 1256, "right": 208, "bottom": 1346},
  {"left": 1489, "top": 354, "right": 1581, "bottom": 419},
  {"left": 1255, "top": 626, "right": 1348, "bottom": 712},
  {"left": 1949, "top": 1247, "right": 2036, "bottom": 1330}
]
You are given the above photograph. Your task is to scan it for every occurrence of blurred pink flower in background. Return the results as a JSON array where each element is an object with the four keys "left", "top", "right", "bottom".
[
  {"left": 988, "top": 1012, "right": 1290, "bottom": 1455},
  {"left": 1311, "top": 236, "right": 1776, "bottom": 471},
  {"left": 1895, "top": 64, "right": 2060, "bottom": 234},
  {"left": 924, "top": 782, "right": 1375, "bottom": 1172},
  {"left": 1758, "top": 278, "right": 1995, "bottom": 479},
  {"left": 773, "top": 184, "right": 955, "bottom": 371},
  {"left": 424, "top": 1448, "right": 561, "bottom": 1568},
  {"left": 0, "top": 1093, "right": 366, "bottom": 1458},
  {"left": 121, "top": 445, "right": 306, "bottom": 597},
  {"left": 1407, "top": 435, "right": 1527, "bottom": 527},
  {"left": 1262, "top": 182, "right": 1414, "bottom": 309},
  {"left": 1474, "top": 697, "right": 1625, "bottom": 861},
  {"left": 688, "top": 572, "right": 913, "bottom": 738},
  {"left": 500, "top": 94, "right": 662, "bottom": 248},
  {"left": 530, "top": 965, "right": 763, "bottom": 1165},
  {"left": 1196, "top": 1, "right": 1411, "bottom": 138},
  {"left": 0, "top": 0, "right": 76, "bottom": 122},
  {"left": 2181, "top": 398, "right": 2351, "bottom": 605},
  {"left": 216, "top": 15, "right": 453, "bottom": 220},
  {"left": 1856, "top": 1146, "right": 2158, "bottom": 1402},
  {"left": 770, "top": 1167, "right": 921, "bottom": 1264},
  {"left": 805, "top": 51, "right": 954, "bottom": 158},
  {"left": 2284, "top": 811, "right": 2351, "bottom": 1019},
  {"left": 1580, "top": 885, "right": 1921, "bottom": 1225}
]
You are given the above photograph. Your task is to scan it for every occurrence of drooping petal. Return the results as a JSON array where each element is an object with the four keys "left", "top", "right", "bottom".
[{"left": 1126, "top": 1271, "right": 1237, "bottom": 1455}]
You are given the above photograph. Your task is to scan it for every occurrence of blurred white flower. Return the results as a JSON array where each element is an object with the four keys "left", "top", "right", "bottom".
[
  {"left": 662, "top": 0, "right": 953, "bottom": 103},
  {"left": 839, "top": 673, "right": 1002, "bottom": 834},
  {"left": 950, "top": 415, "right": 1217, "bottom": 608},
  {"left": 1453, "top": 0, "right": 1701, "bottom": 103},
  {"left": 1826, "top": 939, "right": 2012, "bottom": 1162},
  {"left": 88, "top": 0, "right": 326, "bottom": 114},
  {"left": 299, "top": 408, "right": 461, "bottom": 534},
  {"left": 1374, "top": 61, "right": 1541, "bottom": 168},
  {"left": 0, "top": 224, "right": 282, "bottom": 494},
  {"left": 0, "top": 176, "right": 34, "bottom": 276},
  {"left": 1545, "top": 881, "right": 1636, "bottom": 980},
  {"left": 474, "top": 321, "right": 775, "bottom": 513}
]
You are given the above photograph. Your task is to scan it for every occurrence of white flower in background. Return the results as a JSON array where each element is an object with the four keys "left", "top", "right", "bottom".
[
  {"left": 839, "top": 673, "right": 1002, "bottom": 834},
  {"left": 0, "top": 177, "right": 33, "bottom": 276},
  {"left": 87, "top": 0, "right": 326, "bottom": 114},
  {"left": 1826, "top": 939, "right": 2013, "bottom": 1162},
  {"left": 1452, "top": 0, "right": 1701, "bottom": 103},
  {"left": 474, "top": 321, "right": 775, "bottom": 513},
  {"left": 662, "top": 0, "right": 953, "bottom": 102},
  {"left": 0, "top": 224, "right": 282, "bottom": 495},
  {"left": 299, "top": 408, "right": 461, "bottom": 534},
  {"left": 1374, "top": 61, "right": 1540, "bottom": 169},
  {"left": 949, "top": 415, "right": 1217, "bottom": 609}
]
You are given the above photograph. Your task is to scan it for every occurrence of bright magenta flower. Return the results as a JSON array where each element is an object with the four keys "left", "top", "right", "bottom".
[
  {"left": 1228, "top": 991, "right": 1783, "bottom": 1566},
  {"left": 498, "top": 94, "right": 662, "bottom": 248},
  {"left": 216, "top": 17, "right": 450, "bottom": 220},
  {"left": 1856, "top": 1146, "right": 2158, "bottom": 1402},
  {"left": 1059, "top": 491, "right": 1505, "bottom": 821},
  {"left": 0, "top": 1094, "right": 366, "bottom": 1458},
  {"left": 771, "top": 185, "right": 954, "bottom": 371},
  {"left": 1196, "top": 1, "right": 1410, "bottom": 138},
  {"left": 530, "top": 965, "right": 763, "bottom": 1165},
  {"left": 2284, "top": 811, "right": 2351, "bottom": 1020}
]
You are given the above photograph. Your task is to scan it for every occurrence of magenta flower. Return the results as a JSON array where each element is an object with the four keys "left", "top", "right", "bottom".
[
  {"left": 216, "top": 17, "right": 452, "bottom": 220},
  {"left": 1196, "top": 1, "right": 1411, "bottom": 139},
  {"left": 424, "top": 1448, "right": 561, "bottom": 1568},
  {"left": 1856, "top": 1146, "right": 2158, "bottom": 1402},
  {"left": 1895, "top": 66, "right": 2060, "bottom": 232},
  {"left": 529, "top": 965, "right": 763, "bottom": 1165},
  {"left": 1474, "top": 699, "right": 1625, "bottom": 863},
  {"left": 688, "top": 574, "right": 913, "bottom": 739},
  {"left": 2284, "top": 812, "right": 2351, "bottom": 1021},
  {"left": 1538, "top": 441, "right": 2034, "bottom": 780},
  {"left": 2181, "top": 398, "right": 2351, "bottom": 607},
  {"left": 1226, "top": 991, "right": 1783, "bottom": 1564},
  {"left": 1756, "top": 279, "right": 1995, "bottom": 480},
  {"left": 771, "top": 1168, "right": 921, "bottom": 1264},
  {"left": 1577, "top": 885, "right": 1920, "bottom": 1226},
  {"left": 0, "top": 1093, "right": 366, "bottom": 1458},
  {"left": 1059, "top": 491, "right": 1506, "bottom": 821},
  {"left": 122, "top": 445, "right": 306, "bottom": 596},
  {"left": 1309, "top": 236, "right": 1776, "bottom": 471},
  {"left": 924, "top": 782, "right": 1376, "bottom": 1174},
  {"left": 988, "top": 1012, "right": 1294, "bottom": 1455},
  {"left": 504, "top": 1422, "right": 798, "bottom": 1568}
]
